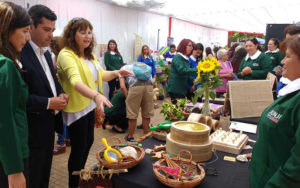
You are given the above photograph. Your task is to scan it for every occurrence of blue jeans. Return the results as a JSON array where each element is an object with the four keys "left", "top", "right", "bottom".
[{"left": 57, "top": 124, "right": 69, "bottom": 145}]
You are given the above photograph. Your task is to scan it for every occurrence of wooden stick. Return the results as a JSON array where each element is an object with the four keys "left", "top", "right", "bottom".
[
  {"left": 72, "top": 169, "right": 128, "bottom": 175},
  {"left": 136, "top": 131, "right": 153, "bottom": 142}
]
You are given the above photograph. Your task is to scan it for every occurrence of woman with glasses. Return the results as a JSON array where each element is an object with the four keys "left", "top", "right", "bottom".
[
  {"left": 57, "top": 17, "right": 131, "bottom": 188},
  {"left": 137, "top": 45, "right": 156, "bottom": 79},
  {"left": 104, "top": 39, "right": 124, "bottom": 99},
  {"left": 237, "top": 38, "right": 272, "bottom": 80},
  {"left": 0, "top": 2, "right": 32, "bottom": 188},
  {"left": 167, "top": 39, "right": 197, "bottom": 103}
]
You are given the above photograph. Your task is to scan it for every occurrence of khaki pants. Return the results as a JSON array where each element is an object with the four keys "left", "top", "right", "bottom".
[{"left": 126, "top": 85, "right": 154, "bottom": 119}]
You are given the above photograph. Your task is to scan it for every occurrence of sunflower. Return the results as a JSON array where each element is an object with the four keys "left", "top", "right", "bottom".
[
  {"left": 196, "top": 69, "right": 201, "bottom": 80},
  {"left": 201, "top": 60, "right": 215, "bottom": 72}
]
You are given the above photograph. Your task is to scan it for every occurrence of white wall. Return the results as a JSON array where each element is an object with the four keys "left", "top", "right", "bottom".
[{"left": 11, "top": 0, "right": 228, "bottom": 62}]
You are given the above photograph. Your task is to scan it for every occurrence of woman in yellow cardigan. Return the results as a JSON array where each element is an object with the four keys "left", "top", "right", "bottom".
[{"left": 57, "top": 18, "right": 131, "bottom": 188}]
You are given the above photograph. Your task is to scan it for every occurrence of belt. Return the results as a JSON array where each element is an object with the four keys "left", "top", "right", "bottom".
[{"left": 132, "top": 81, "right": 152, "bottom": 87}]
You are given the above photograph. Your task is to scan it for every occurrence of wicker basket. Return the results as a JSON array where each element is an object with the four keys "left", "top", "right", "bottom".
[
  {"left": 153, "top": 150, "right": 205, "bottom": 188},
  {"left": 96, "top": 137, "right": 145, "bottom": 169}
]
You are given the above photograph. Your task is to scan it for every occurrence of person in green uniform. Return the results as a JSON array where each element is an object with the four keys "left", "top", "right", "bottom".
[
  {"left": 104, "top": 39, "right": 124, "bottom": 99},
  {"left": 0, "top": 2, "right": 32, "bottom": 188},
  {"left": 167, "top": 39, "right": 197, "bottom": 103},
  {"left": 265, "top": 38, "right": 284, "bottom": 76},
  {"left": 249, "top": 36, "right": 300, "bottom": 188},
  {"left": 237, "top": 38, "right": 272, "bottom": 80},
  {"left": 103, "top": 90, "right": 128, "bottom": 133}
]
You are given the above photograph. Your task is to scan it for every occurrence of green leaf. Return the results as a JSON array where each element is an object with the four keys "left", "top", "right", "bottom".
[{"left": 209, "top": 91, "right": 216, "bottom": 100}]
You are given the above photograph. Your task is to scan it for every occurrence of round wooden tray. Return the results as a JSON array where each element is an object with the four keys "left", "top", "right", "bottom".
[
  {"left": 153, "top": 150, "right": 205, "bottom": 188},
  {"left": 96, "top": 137, "right": 145, "bottom": 169}
]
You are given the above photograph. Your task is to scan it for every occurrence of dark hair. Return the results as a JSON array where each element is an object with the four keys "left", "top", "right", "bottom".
[
  {"left": 0, "top": 1, "right": 32, "bottom": 70},
  {"left": 141, "top": 44, "right": 150, "bottom": 59},
  {"left": 284, "top": 24, "right": 300, "bottom": 36},
  {"left": 228, "top": 43, "right": 239, "bottom": 59},
  {"left": 231, "top": 47, "right": 247, "bottom": 66},
  {"left": 287, "top": 36, "right": 300, "bottom": 60},
  {"left": 177, "top": 39, "right": 193, "bottom": 56},
  {"left": 194, "top": 43, "right": 204, "bottom": 60},
  {"left": 28, "top": 4, "right": 56, "bottom": 27},
  {"left": 62, "top": 17, "right": 95, "bottom": 60},
  {"left": 246, "top": 38, "right": 263, "bottom": 51},
  {"left": 107, "top": 39, "right": 121, "bottom": 56},
  {"left": 170, "top": 44, "right": 176, "bottom": 49},
  {"left": 269, "top": 38, "right": 280, "bottom": 48},
  {"left": 50, "top": 36, "right": 63, "bottom": 57},
  {"left": 213, "top": 46, "right": 220, "bottom": 55},
  {"left": 205, "top": 47, "right": 213, "bottom": 56}
]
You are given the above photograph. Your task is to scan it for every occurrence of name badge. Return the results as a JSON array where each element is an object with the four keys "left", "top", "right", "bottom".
[{"left": 253, "top": 63, "right": 259, "bottom": 67}]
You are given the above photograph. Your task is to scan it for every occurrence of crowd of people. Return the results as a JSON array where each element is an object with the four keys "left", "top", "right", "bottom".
[{"left": 0, "top": 1, "right": 300, "bottom": 188}]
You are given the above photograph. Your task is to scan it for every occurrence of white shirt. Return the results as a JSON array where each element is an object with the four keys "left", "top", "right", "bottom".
[
  {"left": 63, "top": 59, "right": 98, "bottom": 126},
  {"left": 190, "top": 55, "right": 197, "bottom": 62},
  {"left": 265, "top": 48, "right": 280, "bottom": 54},
  {"left": 29, "top": 41, "right": 57, "bottom": 111},
  {"left": 245, "top": 50, "right": 261, "bottom": 61},
  {"left": 178, "top": 52, "right": 189, "bottom": 60},
  {"left": 278, "top": 78, "right": 300, "bottom": 97}
]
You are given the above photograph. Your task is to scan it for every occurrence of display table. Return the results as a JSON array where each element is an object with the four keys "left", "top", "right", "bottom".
[{"left": 111, "top": 133, "right": 256, "bottom": 188}]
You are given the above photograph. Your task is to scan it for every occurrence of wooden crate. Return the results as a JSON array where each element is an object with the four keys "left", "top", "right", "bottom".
[{"left": 210, "top": 130, "right": 248, "bottom": 155}]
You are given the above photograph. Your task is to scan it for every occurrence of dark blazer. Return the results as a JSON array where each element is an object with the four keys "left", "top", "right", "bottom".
[{"left": 20, "top": 42, "right": 64, "bottom": 148}]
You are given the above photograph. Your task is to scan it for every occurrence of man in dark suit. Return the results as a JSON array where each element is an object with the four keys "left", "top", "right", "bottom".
[{"left": 20, "top": 5, "right": 68, "bottom": 188}]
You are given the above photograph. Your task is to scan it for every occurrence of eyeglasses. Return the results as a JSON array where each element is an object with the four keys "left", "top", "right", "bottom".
[{"left": 72, "top": 17, "right": 83, "bottom": 25}]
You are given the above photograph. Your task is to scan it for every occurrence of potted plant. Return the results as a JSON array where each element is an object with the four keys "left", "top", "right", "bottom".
[{"left": 160, "top": 100, "right": 184, "bottom": 121}]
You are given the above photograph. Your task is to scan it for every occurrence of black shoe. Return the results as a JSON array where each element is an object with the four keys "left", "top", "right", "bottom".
[
  {"left": 137, "top": 124, "right": 143, "bottom": 129},
  {"left": 112, "top": 126, "right": 125, "bottom": 133},
  {"left": 124, "top": 135, "right": 134, "bottom": 142}
]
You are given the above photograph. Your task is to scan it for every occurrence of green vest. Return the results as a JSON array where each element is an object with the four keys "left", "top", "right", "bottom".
[
  {"left": 104, "top": 52, "right": 124, "bottom": 71},
  {"left": 237, "top": 52, "right": 272, "bottom": 80},
  {"left": 0, "top": 55, "right": 29, "bottom": 175},
  {"left": 167, "top": 54, "right": 197, "bottom": 95},
  {"left": 249, "top": 90, "right": 300, "bottom": 188},
  {"left": 104, "top": 91, "right": 126, "bottom": 117},
  {"left": 265, "top": 51, "right": 284, "bottom": 69}
]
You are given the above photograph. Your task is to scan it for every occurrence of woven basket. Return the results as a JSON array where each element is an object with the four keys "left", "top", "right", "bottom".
[
  {"left": 96, "top": 137, "right": 145, "bottom": 169},
  {"left": 153, "top": 150, "right": 205, "bottom": 188}
]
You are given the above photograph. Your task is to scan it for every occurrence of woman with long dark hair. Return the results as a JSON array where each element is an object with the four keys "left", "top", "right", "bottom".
[
  {"left": 0, "top": 2, "right": 32, "bottom": 188},
  {"left": 104, "top": 39, "right": 124, "bottom": 99}
]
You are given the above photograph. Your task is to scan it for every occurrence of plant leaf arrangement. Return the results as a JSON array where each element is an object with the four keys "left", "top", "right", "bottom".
[
  {"left": 192, "top": 57, "right": 224, "bottom": 116},
  {"left": 160, "top": 100, "right": 184, "bottom": 121}
]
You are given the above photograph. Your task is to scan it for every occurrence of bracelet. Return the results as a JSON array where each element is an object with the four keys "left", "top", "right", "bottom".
[{"left": 93, "top": 93, "right": 100, "bottom": 102}]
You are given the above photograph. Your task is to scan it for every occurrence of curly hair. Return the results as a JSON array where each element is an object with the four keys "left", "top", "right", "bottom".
[{"left": 62, "top": 17, "right": 95, "bottom": 60}]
